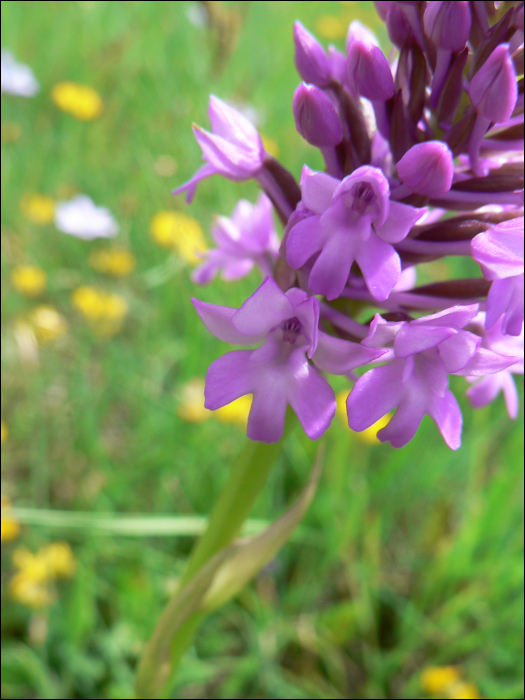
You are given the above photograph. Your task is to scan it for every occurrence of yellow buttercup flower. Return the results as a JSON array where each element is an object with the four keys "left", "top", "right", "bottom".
[
  {"left": 447, "top": 682, "right": 481, "bottom": 699},
  {"left": 420, "top": 666, "right": 462, "bottom": 696},
  {"left": 11, "top": 265, "right": 47, "bottom": 297},
  {"left": 71, "top": 285, "right": 128, "bottom": 337},
  {"left": 150, "top": 211, "right": 207, "bottom": 264},
  {"left": 1, "top": 420, "right": 7, "bottom": 444},
  {"left": 9, "top": 574, "right": 56, "bottom": 608},
  {"left": 214, "top": 395, "right": 252, "bottom": 428},
  {"left": 1, "top": 496, "right": 20, "bottom": 543},
  {"left": 39, "top": 542, "right": 77, "bottom": 579},
  {"left": 88, "top": 248, "right": 137, "bottom": 276},
  {"left": 315, "top": 15, "right": 346, "bottom": 40},
  {"left": 336, "top": 390, "right": 392, "bottom": 444},
  {"left": 261, "top": 134, "right": 280, "bottom": 159},
  {"left": 51, "top": 81, "right": 103, "bottom": 120},
  {"left": 20, "top": 193, "right": 55, "bottom": 224},
  {"left": 26, "top": 305, "right": 67, "bottom": 344},
  {"left": 177, "top": 378, "right": 210, "bottom": 423}
]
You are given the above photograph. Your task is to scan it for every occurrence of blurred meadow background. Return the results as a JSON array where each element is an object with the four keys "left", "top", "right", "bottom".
[{"left": 1, "top": 1, "right": 523, "bottom": 698}]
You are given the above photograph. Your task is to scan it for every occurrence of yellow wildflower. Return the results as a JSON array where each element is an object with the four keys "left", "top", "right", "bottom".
[
  {"left": 214, "top": 395, "right": 252, "bottom": 428},
  {"left": 11, "top": 265, "right": 47, "bottom": 297},
  {"left": 71, "top": 285, "right": 128, "bottom": 337},
  {"left": 51, "top": 81, "right": 103, "bottom": 120},
  {"left": 1, "top": 122, "right": 22, "bottom": 143},
  {"left": 1, "top": 496, "right": 20, "bottom": 543},
  {"left": 154, "top": 155, "right": 178, "bottom": 177},
  {"left": 177, "top": 378, "right": 210, "bottom": 424},
  {"left": 448, "top": 682, "right": 481, "bottom": 699},
  {"left": 336, "top": 390, "right": 392, "bottom": 444},
  {"left": 150, "top": 211, "right": 207, "bottom": 264},
  {"left": 26, "top": 305, "right": 67, "bottom": 344},
  {"left": 20, "top": 193, "right": 55, "bottom": 224},
  {"left": 261, "top": 134, "right": 280, "bottom": 159},
  {"left": 1, "top": 420, "right": 7, "bottom": 444},
  {"left": 420, "top": 666, "right": 462, "bottom": 696},
  {"left": 315, "top": 15, "right": 346, "bottom": 40},
  {"left": 9, "top": 574, "right": 56, "bottom": 608},
  {"left": 12, "top": 547, "right": 51, "bottom": 581},
  {"left": 39, "top": 542, "right": 77, "bottom": 579},
  {"left": 88, "top": 248, "right": 137, "bottom": 276}
]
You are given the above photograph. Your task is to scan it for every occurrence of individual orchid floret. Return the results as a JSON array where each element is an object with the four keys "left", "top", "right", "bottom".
[
  {"left": 293, "top": 22, "right": 332, "bottom": 87},
  {"left": 54, "top": 195, "right": 119, "bottom": 240},
  {"left": 193, "top": 277, "right": 384, "bottom": 443},
  {"left": 466, "top": 314, "right": 524, "bottom": 419},
  {"left": 293, "top": 83, "right": 343, "bottom": 148},
  {"left": 191, "top": 193, "right": 279, "bottom": 285},
  {"left": 1, "top": 49, "right": 39, "bottom": 97},
  {"left": 471, "top": 217, "right": 524, "bottom": 336},
  {"left": 286, "top": 166, "right": 426, "bottom": 301},
  {"left": 395, "top": 141, "right": 454, "bottom": 197},
  {"left": 346, "top": 38, "right": 395, "bottom": 102},
  {"left": 424, "top": 1, "right": 471, "bottom": 107},
  {"left": 346, "top": 305, "right": 515, "bottom": 449},
  {"left": 172, "top": 95, "right": 266, "bottom": 203},
  {"left": 468, "top": 44, "right": 518, "bottom": 175}
]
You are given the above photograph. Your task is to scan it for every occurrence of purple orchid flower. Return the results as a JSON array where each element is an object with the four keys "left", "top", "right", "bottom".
[
  {"left": 346, "top": 305, "right": 515, "bottom": 449},
  {"left": 172, "top": 95, "right": 266, "bottom": 203},
  {"left": 466, "top": 314, "right": 524, "bottom": 419},
  {"left": 192, "top": 193, "right": 279, "bottom": 285},
  {"left": 192, "top": 276, "right": 385, "bottom": 443},
  {"left": 286, "top": 165, "right": 426, "bottom": 301},
  {"left": 471, "top": 217, "right": 524, "bottom": 336}
]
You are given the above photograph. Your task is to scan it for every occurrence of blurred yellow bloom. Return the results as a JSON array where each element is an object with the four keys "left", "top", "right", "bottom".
[
  {"left": 1, "top": 122, "right": 22, "bottom": 142},
  {"left": 177, "top": 378, "right": 210, "bottom": 423},
  {"left": 448, "top": 682, "right": 481, "bottom": 699},
  {"left": 12, "top": 546, "right": 50, "bottom": 581},
  {"left": 9, "top": 574, "right": 56, "bottom": 608},
  {"left": 420, "top": 666, "right": 462, "bottom": 696},
  {"left": 1, "top": 420, "right": 7, "bottom": 444},
  {"left": 261, "top": 134, "right": 279, "bottom": 158},
  {"left": 1, "top": 496, "right": 20, "bottom": 543},
  {"left": 51, "top": 81, "right": 103, "bottom": 120},
  {"left": 26, "top": 305, "right": 67, "bottom": 344},
  {"left": 336, "top": 390, "right": 392, "bottom": 444},
  {"left": 214, "top": 395, "right": 252, "bottom": 428},
  {"left": 150, "top": 211, "right": 207, "bottom": 264},
  {"left": 20, "top": 193, "right": 55, "bottom": 224},
  {"left": 88, "top": 248, "right": 137, "bottom": 276},
  {"left": 177, "top": 379, "right": 251, "bottom": 429},
  {"left": 316, "top": 15, "right": 346, "bottom": 40},
  {"left": 11, "top": 265, "right": 47, "bottom": 297},
  {"left": 39, "top": 542, "right": 77, "bottom": 579},
  {"left": 71, "top": 286, "right": 128, "bottom": 337}
]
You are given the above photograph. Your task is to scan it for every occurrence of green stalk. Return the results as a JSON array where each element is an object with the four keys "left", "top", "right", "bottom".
[{"left": 135, "top": 417, "right": 294, "bottom": 698}]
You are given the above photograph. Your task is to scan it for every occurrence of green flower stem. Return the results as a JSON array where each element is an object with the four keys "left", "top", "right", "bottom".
[{"left": 135, "top": 416, "right": 295, "bottom": 698}]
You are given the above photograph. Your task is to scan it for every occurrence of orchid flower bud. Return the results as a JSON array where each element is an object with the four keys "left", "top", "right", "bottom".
[
  {"left": 469, "top": 43, "right": 518, "bottom": 123},
  {"left": 396, "top": 141, "right": 454, "bottom": 197},
  {"left": 293, "top": 22, "right": 332, "bottom": 87},
  {"left": 386, "top": 4, "right": 412, "bottom": 48},
  {"left": 293, "top": 83, "right": 343, "bottom": 147},
  {"left": 424, "top": 1, "right": 471, "bottom": 51},
  {"left": 347, "top": 40, "right": 395, "bottom": 101}
]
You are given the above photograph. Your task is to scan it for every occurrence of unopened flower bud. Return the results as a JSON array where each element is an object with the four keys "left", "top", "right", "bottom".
[
  {"left": 347, "top": 40, "right": 395, "bottom": 101},
  {"left": 346, "top": 20, "right": 379, "bottom": 52},
  {"left": 293, "top": 83, "right": 343, "bottom": 147},
  {"left": 424, "top": 1, "right": 471, "bottom": 52},
  {"left": 293, "top": 22, "right": 332, "bottom": 87},
  {"left": 396, "top": 141, "right": 453, "bottom": 197},
  {"left": 386, "top": 3, "right": 412, "bottom": 48},
  {"left": 469, "top": 44, "right": 517, "bottom": 123}
]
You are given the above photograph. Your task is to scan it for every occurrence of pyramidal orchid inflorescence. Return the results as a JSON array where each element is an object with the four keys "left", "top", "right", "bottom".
[{"left": 175, "top": 2, "right": 524, "bottom": 449}]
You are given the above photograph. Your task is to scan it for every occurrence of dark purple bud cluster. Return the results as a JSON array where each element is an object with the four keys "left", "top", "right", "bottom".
[{"left": 174, "top": 2, "right": 524, "bottom": 449}]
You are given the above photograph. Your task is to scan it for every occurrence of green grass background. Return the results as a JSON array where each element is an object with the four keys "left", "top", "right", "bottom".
[{"left": 1, "top": 1, "right": 523, "bottom": 698}]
